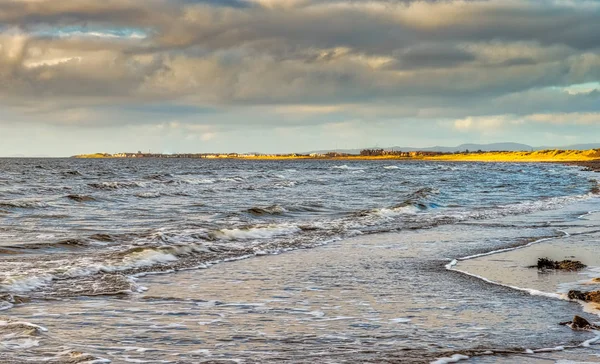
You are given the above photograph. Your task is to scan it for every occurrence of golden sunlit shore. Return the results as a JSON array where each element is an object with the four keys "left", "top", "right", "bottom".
[{"left": 74, "top": 149, "right": 600, "bottom": 163}]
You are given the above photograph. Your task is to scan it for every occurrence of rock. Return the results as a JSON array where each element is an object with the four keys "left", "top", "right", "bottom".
[
  {"left": 568, "top": 290, "right": 587, "bottom": 301},
  {"left": 587, "top": 291, "right": 600, "bottom": 303},
  {"left": 572, "top": 316, "right": 593, "bottom": 329},
  {"left": 557, "top": 260, "right": 587, "bottom": 271},
  {"left": 568, "top": 290, "right": 600, "bottom": 303},
  {"left": 533, "top": 257, "right": 586, "bottom": 271},
  {"left": 560, "top": 315, "right": 600, "bottom": 330}
]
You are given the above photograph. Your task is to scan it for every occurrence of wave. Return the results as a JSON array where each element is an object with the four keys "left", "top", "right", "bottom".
[
  {"left": 245, "top": 203, "right": 334, "bottom": 217},
  {"left": 89, "top": 234, "right": 115, "bottom": 242},
  {"left": 144, "top": 173, "right": 174, "bottom": 180},
  {"left": 61, "top": 170, "right": 83, "bottom": 177},
  {"left": 164, "top": 178, "right": 215, "bottom": 186},
  {"left": 383, "top": 166, "right": 399, "bottom": 169},
  {"left": 181, "top": 178, "right": 215, "bottom": 185},
  {"left": 65, "top": 194, "right": 96, "bottom": 202},
  {"left": 135, "top": 191, "right": 162, "bottom": 199},
  {"left": 220, "top": 177, "right": 245, "bottom": 183},
  {"left": 0, "top": 317, "right": 112, "bottom": 363},
  {"left": 355, "top": 187, "right": 441, "bottom": 218},
  {"left": 246, "top": 205, "right": 288, "bottom": 215},
  {"left": 0, "top": 185, "right": 595, "bottom": 304},
  {"left": 211, "top": 225, "right": 302, "bottom": 240},
  {"left": 88, "top": 181, "right": 146, "bottom": 190},
  {"left": 0, "top": 199, "right": 48, "bottom": 209}
]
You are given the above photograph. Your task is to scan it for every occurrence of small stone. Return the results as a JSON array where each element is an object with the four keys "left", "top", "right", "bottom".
[
  {"left": 561, "top": 315, "right": 600, "bottom": 330},
  {"left": 572, "top": 315, "right": 593, "bottom": 329}
]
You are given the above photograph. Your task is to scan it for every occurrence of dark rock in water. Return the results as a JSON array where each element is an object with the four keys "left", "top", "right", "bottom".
[
  {"left": 560, "top": 315, "right": 600, "bottom": 330},
  {"left": 533, "top": 257, "right": 586, "bottom": 271},
  {"left": 568, "top": 290, "right": 600, "bottom": 303}
]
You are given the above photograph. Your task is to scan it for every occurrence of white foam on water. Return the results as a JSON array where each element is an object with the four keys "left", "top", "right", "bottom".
[
  {"left": 448, "top": 266, "right": 561, "bottom": 300},
  {"left": 445, "top": 259, "right": 458, "bottom": 270},
  {"left": 215, "top": 225, "right": 301, "bottom": 240},
  {"left": 1, "top": 338, "right": 40, "bottom": 350},
  {"left": 383, "top": 166, "right": 399, "bottom": 169},
  {"left": 533, "top": 345, "right": 565, "bottom": 353},
  {"left": 581, "top": 332, "right": 600, "bottom": 347},
  {"left": 431, "top": 354, "right": 469, "bottom": 364},
  {"left": 120, "top": 249, "right": 179, "bottom": 268},
  {"left": 390, "top": 318, "right": 411, "bottom": 323},
  {"left": 373, "top": 205, "right": 420, "bottom": 218},
  {"left": 182, "top": 178, "right": 215, "bottom": 185},
  {"left": 0, "top": 275, "right": 53, "bottom": 294},
  {"left": 577, "top": 210, "right": 600, "bottom": 219},
  {"left": 135, "top": 192, "right": 161, "bottom": 199},
  {"left": 0, "top": 199, "right": 48, "bottom": 209},
  {"left": 0, "top": 319, "right": 48, "bottom": 332}
]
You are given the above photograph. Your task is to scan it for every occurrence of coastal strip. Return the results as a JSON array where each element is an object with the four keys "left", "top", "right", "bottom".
[{"left": 74, "top": 149, "right": 600, "bottom": 163}]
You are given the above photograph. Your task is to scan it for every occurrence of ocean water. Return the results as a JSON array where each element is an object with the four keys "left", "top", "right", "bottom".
[{"left": 0, "top": 158, "right": 599, "bottom": 363}]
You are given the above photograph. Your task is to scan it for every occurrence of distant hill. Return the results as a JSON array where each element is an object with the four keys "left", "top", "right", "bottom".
[
  {"left": 308, "top": 142, "right": 600, "bottom": 154},
  {"left": 553, "top": 143, "right": 600, "bottom": 151},
  {"left": 308, "top": 142, "right": 533, "bottom": 154}
]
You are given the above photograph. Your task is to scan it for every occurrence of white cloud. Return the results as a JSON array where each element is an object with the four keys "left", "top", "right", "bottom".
[
  {"left": 453, "top": 116, "right": 508, "bottom": 131},
  {"left": 527, "top": 112, "right": 600, "bottom": 125}
]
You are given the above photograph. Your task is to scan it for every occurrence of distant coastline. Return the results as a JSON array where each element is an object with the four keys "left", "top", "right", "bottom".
[{"left": 73, "top": 149, "right": 600, "bottom": 164}]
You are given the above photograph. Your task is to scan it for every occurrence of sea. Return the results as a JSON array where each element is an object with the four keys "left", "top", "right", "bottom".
[{"left": 0, "top": 158, "right": 599, "bottom": 363}]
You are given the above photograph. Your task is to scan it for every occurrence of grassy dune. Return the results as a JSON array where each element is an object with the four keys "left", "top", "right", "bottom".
[{"left": 425, "top": 149, "right": 600, "bottom": 162}]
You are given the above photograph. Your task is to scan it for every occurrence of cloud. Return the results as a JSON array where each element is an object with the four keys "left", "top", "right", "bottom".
[
  {"left": 453, "top": 115, "right": 508, "bottom": 132},
  {"left": 527, "top": 112, "right": 600, "bottom": 125},
  {"left": 1, "top": 0, "right": 600, "bottom": 145}
]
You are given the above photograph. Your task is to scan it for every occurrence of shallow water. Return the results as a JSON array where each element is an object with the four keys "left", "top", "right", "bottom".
[{"left": 0, "top": 158, "right": 599, "bottom": 363}]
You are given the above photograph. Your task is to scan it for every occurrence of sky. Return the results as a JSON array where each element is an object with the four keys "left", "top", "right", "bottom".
[{"left": 1, "top": 0, "right": 600, "bottom": 156}]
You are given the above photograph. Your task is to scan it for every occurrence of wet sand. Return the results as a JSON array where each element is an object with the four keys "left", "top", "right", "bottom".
[{"left": 452, "top": 207, "right": 600, "bottom": 362}]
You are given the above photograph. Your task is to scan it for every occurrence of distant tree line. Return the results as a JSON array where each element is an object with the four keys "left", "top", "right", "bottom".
[{"left": 359, "top": 149, "right": 443, "bottom": 157}]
